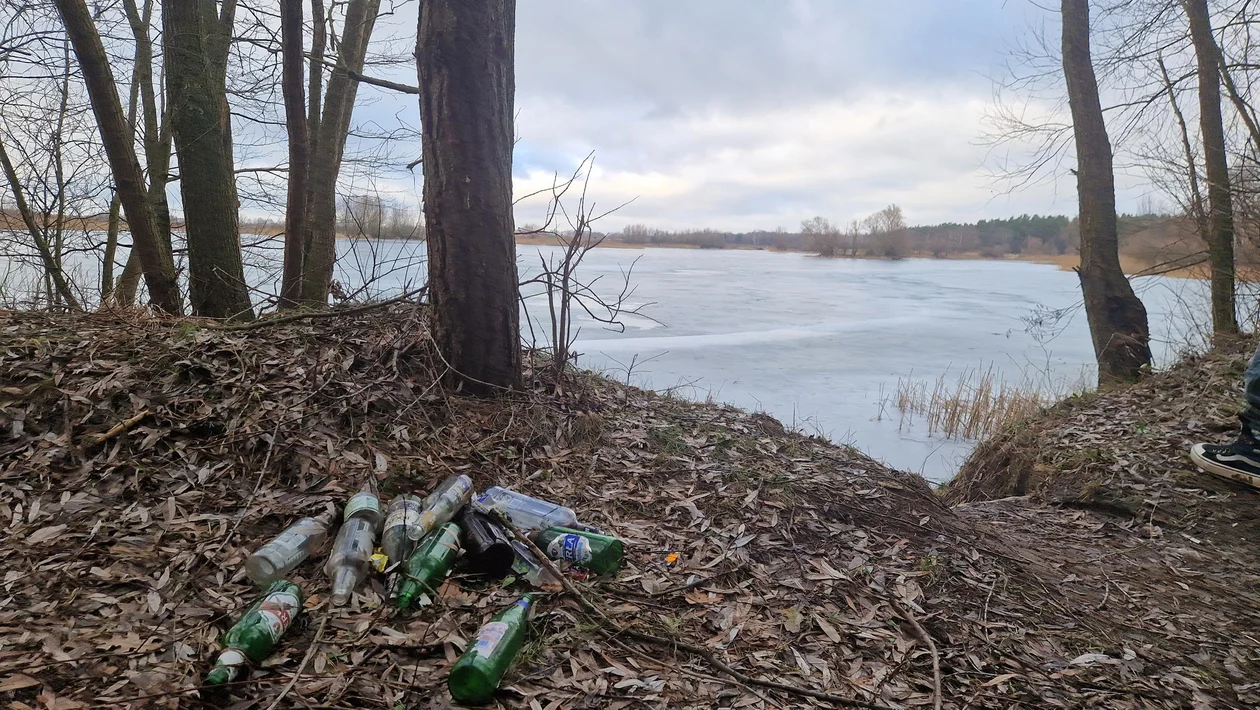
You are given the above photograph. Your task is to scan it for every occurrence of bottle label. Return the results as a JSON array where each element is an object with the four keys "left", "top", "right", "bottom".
[
  {"left": 547, "top": 534, "right": 592, "bottom": 564},
  {"left": 256, "top": 588, "right": 301, "bottom": 642},
  {"left": 344, "top": 493, "right": 380, "bottom": 521},
  {"left": 214, "top": 648, "right": 248, "bottom": 681},
  {"left": 473, "top": 621, "right": 510, "bottom": 657},
  {"left": 384, "top": 500, "right": 423, "bottom": 539}
]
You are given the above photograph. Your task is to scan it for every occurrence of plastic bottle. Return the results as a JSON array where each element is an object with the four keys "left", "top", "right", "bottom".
[
  {"left": 396, "top": 522, "right": 462, "bottom": 608},
  {"left": 532, "top": 527, "right": 624, "bottom": 576},
  {"left": 509, "top": 540, "right": 563, "bottom": 591},
  {"left": 455, "top": 507, "right": 515, "bottom": 578},
  {"left": 474, "top": 486, "right": 578, "bottom": 531},
  {"left": 381, "top": 494, "right": 425, "bottom": 565},
  {"left": 416, "top": 474, "right": 473, "bottom": 535},
  {"left": 325, "top": 487, "right": 383, "bottom": 606},
  {"left": 245, "top": 509, "right": 336, "bottom": 585},
  {"left": 205, "top": 580, "right": 303, "bottom": 685},
  {"left": 448, "top": 594, "right": 539, "bottom": 704}
]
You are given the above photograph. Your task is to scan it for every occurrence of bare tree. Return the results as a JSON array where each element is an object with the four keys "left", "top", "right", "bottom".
[
  {"left": 0, "top": 140, "right": 81, "bottom": 309},
  {"left": 278, "top": 0, "right": 308, "bottom": 308},
  {"left": 164, "top": 0, "right": 254, "bottom": 319},
  {"left": 299, "top": 0, "right": 381, "bottom": 305},
  {"left": 112, "top": 0, "right": 175, "bottom": 307},
  {"left": 54, "top": 0, "right": 182, "bottom": 314},
  {"left": 417, "top": 0, "right": 520, "bottom": 394},
  {"left": 1184, "top": 0, "right": 1238, "bottom": 334},
  {"left": 1062, "top": 0, "right": 1152, "bottom": 384}
]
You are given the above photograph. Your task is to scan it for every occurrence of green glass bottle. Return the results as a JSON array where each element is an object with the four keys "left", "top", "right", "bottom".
[
  {"left": 395, "top": 522, "right": 462, "bottom": 609},
  {"left": 448, "top": 593, "right": 538, "bottom": 704},
  {"left": 205, "top": 580, "right": 303, "bottom": 685},
  {"left": 531, "top": 527, "right": 624, "bottom": 575}
]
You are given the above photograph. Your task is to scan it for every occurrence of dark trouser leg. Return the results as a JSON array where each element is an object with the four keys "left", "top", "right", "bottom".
[{"left": 1243, "top": 341, "right": 1260, "bottom": 436}]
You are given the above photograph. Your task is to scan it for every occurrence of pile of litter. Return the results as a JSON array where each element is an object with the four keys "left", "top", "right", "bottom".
[
  {"left": 209, "top": 476, "right": 616, "bottom": 704},
  {"left": 0, "top": 306, "right": 1251, "bottom": 708}
]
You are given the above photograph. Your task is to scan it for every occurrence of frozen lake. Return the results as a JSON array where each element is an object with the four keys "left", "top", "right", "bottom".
[{"left": 509, "top": 245, "right": 1215, "bottom": 482}]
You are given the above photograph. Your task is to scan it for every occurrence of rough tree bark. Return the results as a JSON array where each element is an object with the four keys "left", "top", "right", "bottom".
[
  {"left": 164, "top": 0, "right": 254, "bottom": 320},
  {"left": 299, "top": 0, "right": 380, "bottom": 305},
  {"left": 417, "top": 0, "right": 521, "bottom": 395},
  {"left": 1184, "top": 0, "right": 1238, "bottom": 335},
  {"left": 1061, "top": 0, "right": 1152, "bottom": 385},
  {"left": 54, "top": 0, "right": 182, "bottom": 314},
  {"left": 278, "top": 0, "right": 309, "bottom": 309}
]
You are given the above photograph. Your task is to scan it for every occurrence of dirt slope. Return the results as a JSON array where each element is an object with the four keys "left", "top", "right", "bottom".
[
  {"left": 949, "top": 338, "right": 1260, "bottom": 708},
  {"left": 0, "top": 308, "right": 1253, "bottom": 709}
]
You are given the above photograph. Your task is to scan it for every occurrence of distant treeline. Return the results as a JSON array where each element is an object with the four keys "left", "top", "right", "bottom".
[{"left": 599, "top": 209, "right": 1221, "bottom": 264}]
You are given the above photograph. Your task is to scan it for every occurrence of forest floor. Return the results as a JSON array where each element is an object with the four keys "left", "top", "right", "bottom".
[{"left": 0, "top": 305, "right": 1255, "bottom": 709}]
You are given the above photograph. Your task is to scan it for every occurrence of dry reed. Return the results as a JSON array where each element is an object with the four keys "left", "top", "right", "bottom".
[{"left": 884, "top": 364, "right": 1087, "bottom": 440}]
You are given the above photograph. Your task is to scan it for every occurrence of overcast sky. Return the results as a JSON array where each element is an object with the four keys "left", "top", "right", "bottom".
[{"left": 354, "top": 1, "right": 1157, "bottom": 231}]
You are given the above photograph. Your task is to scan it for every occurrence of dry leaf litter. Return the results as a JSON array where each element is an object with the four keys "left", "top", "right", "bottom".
[{"left": 0, "top": 307, "right": 1254, "bottom": 709}]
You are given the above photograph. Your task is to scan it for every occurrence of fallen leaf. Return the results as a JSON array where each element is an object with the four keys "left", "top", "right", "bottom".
[
  {"left": 0, "top": 674, "right": 41, "bottom": 691},
  {"left": 25, "top": 525, "right": 66, "bottom": 545}
]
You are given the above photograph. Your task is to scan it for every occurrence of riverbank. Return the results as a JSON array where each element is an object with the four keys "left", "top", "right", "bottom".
[{"left": 0, "top": 306, "right": 1253, "bottom": 707}]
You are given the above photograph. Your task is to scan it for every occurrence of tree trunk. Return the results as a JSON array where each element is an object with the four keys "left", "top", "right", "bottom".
[
  {"left": 0, "top": 140, "right": 81, "bottom": 310},
  {"left": 300, "top": 0, "right": 380, "bottom": 305},
  {"left": 54, "top": 0, "right": 182, "bottom": 314},
  {"left": 164, "top": 0, "right": 254, "bottom": 320},
  {"left": 123, "top": 0, "right": 175, "bottom": 263},
  {"left": 278, "top": 0, "right": 309, "bottom": 308},
  {"left": 1158, "top": 57, "right": 1209, "bottom": 241},
  {"left": 1184, "top": 0, "right": 1238, "bottom": 335},
  {"left": 417, "top": 0, "right": 521, "bottom": 395},
  {"left": 1061, "top": 0, "right": 1151, "bottom": 385},
  {"left": 102, "top": 193, "right": 122, "bottom": 301}
]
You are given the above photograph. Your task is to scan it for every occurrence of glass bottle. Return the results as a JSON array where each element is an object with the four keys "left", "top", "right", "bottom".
[
  {"left": 532, "top": 527, "right": 623, "bottom": 576},
  {"left": 245, "top": 509, "right": 336, "bottom": 585},
  {"left": 474, "top": 486, "right": 578, "bottom": 531},
  {"left": 205, "top": 580, "right": 303, "bottom": 685},
  {"left": 448, "top": 594, "right": 539, "bottom": 704},
  {"left": 396, "top": 522, "right": 462, "bottom": 608}
]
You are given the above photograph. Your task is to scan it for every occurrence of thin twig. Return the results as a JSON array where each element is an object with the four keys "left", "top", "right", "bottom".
[
  {"left": 212, "top": 288, "right": 425, "bottom": 332},
  {"left": 888, "top": 596, "right": 942, "bottom": 710},
  {"left": 493, "top": 514, "right": 888, "bottom": 710},
  {"left": 263, "top": 611, "right": 328, "bottom": 710},
  {"left": 84, "top": 408, "right": 151, "bottom": 446}
]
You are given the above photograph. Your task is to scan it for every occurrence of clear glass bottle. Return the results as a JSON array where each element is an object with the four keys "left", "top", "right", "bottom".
[
  {"left": 343, "top": 485, "right": 384, "bottom": 529},
  {"left": 245, "top": 509, "right": 336, "bottom": 585},
  {"left": 381, "top": 494, "right": 425, "bottom": 565},
  {"left": 474, "top": 486, "right": 578, "bottom": 531},
  {"left": 325, "top": 516, "right": 377, "bottom": 606},
  {"left": 417, "top": 474, "right": 473, "bottom": 535},
  {"left": 509, "top": 540, "right": 563, "bottom": 591}
]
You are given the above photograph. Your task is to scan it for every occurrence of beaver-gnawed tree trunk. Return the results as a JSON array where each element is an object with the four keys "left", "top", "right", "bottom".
[
  {"left": 417, "top": 0, "right": 521, "bottom": 395},
  {"left": 54, "top": 0, "right": 182, "bottom": 314},
  {"left": 164, "top": 0, "right": 254, "bottom": 320},
  {"left": 1061, "top": 0, "right": 1151, "bottom": 385},
  {"left": 1185, "top": 0, "right": 1238, "bottom": 335}
]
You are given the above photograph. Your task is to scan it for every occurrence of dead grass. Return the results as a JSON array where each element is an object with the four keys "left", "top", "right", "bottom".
[{"left": 882, "top": 364, "right": 1088, "bottom": 440}]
